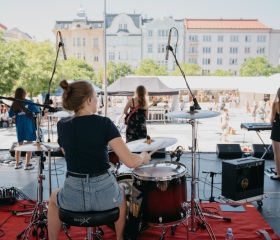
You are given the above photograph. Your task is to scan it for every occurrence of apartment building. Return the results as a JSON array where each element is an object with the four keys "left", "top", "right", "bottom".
[
  {"left": 105, "top": 13, "right": 142, "bottom": 70},
  {"left": 53, "top": 6, "right": 104, "bottom": 72},
  {"left": 53, "top": 7, "right": 280, "bottom": 75},
  {"left": 185, "top": 19, "right": 280, "bottom": 75},
  {"left": 142, "top": 17, "right": 185, "bottom": 72}
]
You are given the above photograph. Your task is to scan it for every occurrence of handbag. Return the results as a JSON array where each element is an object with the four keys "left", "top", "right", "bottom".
[{"left": 124, "top": 105, "right": 140, "bottom": 125}]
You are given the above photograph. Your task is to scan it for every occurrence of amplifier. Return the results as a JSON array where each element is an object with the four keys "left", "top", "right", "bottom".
[{"left": 222, "top": 157, "right": 264, "bottom": 201}]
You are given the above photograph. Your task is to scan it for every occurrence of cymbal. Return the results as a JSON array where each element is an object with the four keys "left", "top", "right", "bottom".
[
  {"left": 165, "top": 110, "right": 221, "bottom": 119},
  {"left": 126, "top": 137, "right": 177, "bottom": 152},
  {"left": 15, "top": 142, "right": 60, "bottom": 152},
  {"left": 49, "top": 111, "right": 70, "bottom": 118}
]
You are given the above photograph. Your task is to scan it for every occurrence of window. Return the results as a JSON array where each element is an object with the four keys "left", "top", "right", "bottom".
[
  {"left": 217, "top": 58, "right": 223, "bottom": 65},
  {"left": 158, "top": 29, "right": 169, "bottom": 37},
  {"left": 158, "top": 44, "right": 165, "bottom": 53},
  {"left": 202, "top": 58, "right": 211, "bottom": 65},
  {"left": 217, "top": 35, "right": 224, "bottom": 42},
  {"left": 189, "top": 47, "right": 198, "bottom": 53},
  {"left": 203, "top": 47, "right": 211, "bottom": 53},
  {"left": 257, "top": 47, "right": 265, "bottom": 54},
  {"left": 229, "top": 47, "right": 238, "bottom": 54},
  {"left": 77, "top": 53, "right": 81, "bottom": 59},
  {"left": 217, "top": 47, "right": 223, "bottom": 53},
  {"left": 148, "top": 30, "right": 153, "bottom": 37},
  {"left": 244, "top": 47, "right": 250, "bottom": 54},
  {"left": 148, "top": 44, "right": 153, "bottom": 53},
  {"left": 202, "top": 69, "right": 210, "bottom": 75},
  {"left": 93, "top": 38, "right": 99, "bottom": 46},
  {"left": 73, "top": 38, "right": 75, "bottom": 46},
  {"left": 109, "top": 52, "right": 115, "bottom": 60},
  {"left": 245, "top": 35, "right": 251, "bottom": 42},
  {"left": 94, "top": 54, "right": 99, "bottom": 61},
  {"left": 229, "top": 58, "right": 238, "bottom": 65},
  {"left": 77, "top": 38, "right": 81, "bottom": 46},
  {"left": 189, "top": 35, "right": 198, "bottom": 42},
  {"left": 82, "top": 38, "right": 86, "bottom": 46},
  {"left": 188, "top": 58, "right": 197, "bottom": 64},
  {"left": 230, "top": 35, "right": 239, "bottom": 42},
  {"left": 203, "top": 35, "right": 211, "bottom": 42},
  {"left": 257, "top": 35, "right": 266, "bottom": 42}
]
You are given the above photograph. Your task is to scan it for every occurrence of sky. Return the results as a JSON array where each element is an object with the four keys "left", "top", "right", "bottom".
[{"left": 1, "top": 0, "right": 280, "bottom": 42}]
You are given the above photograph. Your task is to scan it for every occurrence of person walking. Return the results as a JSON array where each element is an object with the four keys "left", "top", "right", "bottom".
[
  {"left": 123, "top": 85, "right": 149, "bottom": 143},
  {"left": 270, "top": 87, "right": 280, "bottom": 180},
  {"left": 220, "top": 108, "right": 229, "bottom": 142},
  {"left": 9, "top": 87, "right": 40, "bottom": 170}
]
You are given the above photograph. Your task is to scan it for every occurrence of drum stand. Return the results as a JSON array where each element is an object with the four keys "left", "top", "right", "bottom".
[{"left": 17, "top": 151, "right": 48, "bottom": 240}]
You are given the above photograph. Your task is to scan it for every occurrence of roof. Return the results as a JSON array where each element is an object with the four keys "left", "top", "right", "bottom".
[
  {"left": 107, "top": 77, "right": 179, "bottom": 96},
  {"left": 185, "top": 19, "right": 271, "bottom": 30},
  {"left": 157, "top": 74, "right": 280, "bottom": 95}
]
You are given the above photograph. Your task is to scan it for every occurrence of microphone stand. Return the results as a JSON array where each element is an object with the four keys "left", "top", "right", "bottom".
[{"left": 167, "top": 46, "right": 201, "bottom": 231}]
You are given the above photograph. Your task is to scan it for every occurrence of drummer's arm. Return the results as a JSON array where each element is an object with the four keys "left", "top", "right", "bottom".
[{"left": 109, "top": 137, "right": 150, "bottom": 168}]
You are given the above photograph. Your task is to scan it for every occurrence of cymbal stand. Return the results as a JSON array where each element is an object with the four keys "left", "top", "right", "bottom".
[
  {"left": 188, "top": 118, "right": 198, "bottom": 231},
  {"left": 18, "top": 117, "right": 48, "bottom": 240}
]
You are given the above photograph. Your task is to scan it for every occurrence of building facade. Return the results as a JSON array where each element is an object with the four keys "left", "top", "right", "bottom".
[
  {"left": 142, "top": 17, "right": 185, "bottom": 73},
  {"left": 53, "top": 7, "right": 104, "bottom": 72},
  {"left": 53, "top": 7, "right": 280, "bottom": 75},
  {"left": 185, "top": 19, "right": 280, "bottom": 75}
]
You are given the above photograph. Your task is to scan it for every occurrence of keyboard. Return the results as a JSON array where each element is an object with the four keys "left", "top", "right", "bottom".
[{"left": 240, "top": 123, "right": 272, "bottom": 131}]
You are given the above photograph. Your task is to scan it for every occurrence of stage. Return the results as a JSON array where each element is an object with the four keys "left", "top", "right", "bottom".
[{"left": 0, "top": 200, "right": 279, "bottom": 239}]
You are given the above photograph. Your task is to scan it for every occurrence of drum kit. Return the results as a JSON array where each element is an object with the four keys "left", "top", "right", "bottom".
[
  {"left": 107, "top": 108, "right": 221, "bottom": 239},
  {"left": 11, "top": 106, "right": 220, "bottom": 239}
]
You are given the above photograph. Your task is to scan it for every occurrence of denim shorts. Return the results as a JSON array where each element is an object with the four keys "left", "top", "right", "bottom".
[{"left": 57, "top": 170, "right": 124, "bottom": 211}]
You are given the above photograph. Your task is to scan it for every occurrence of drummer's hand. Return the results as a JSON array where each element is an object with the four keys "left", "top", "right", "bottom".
[{"left": 140, "top": 151, "right": 151, "bottom": 165}]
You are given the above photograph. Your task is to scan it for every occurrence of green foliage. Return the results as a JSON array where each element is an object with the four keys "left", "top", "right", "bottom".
[
  {"left": 135, "top": 59, "right": 168, "bottom": 76},
  {"left": 211, "top": 69, "right": 233, "bottom": 76},
  {"left": 0, "top": 41, "right": 26, "bottom": 94},
  {"left": 172, "top": 63, "right": 201, "bottom": 76},
  {"left": 239, "top": 56, "right": 273, "bottom": 76},
  {"left": 58, "top": 57, "right": 95, "bottom": 82}
]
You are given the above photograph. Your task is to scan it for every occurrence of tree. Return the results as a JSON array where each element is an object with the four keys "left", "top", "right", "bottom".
[
  {"left": 17, "top": 40, "right": 60, "bottom": 98},
  {"left": 239, "top": 56, "right": 273, "bottom": 76},
  {"left": 58, "top": 57, "right": 95, "bottom": 82},
  {"left": 0, "top": 39, "right": 26, "bottom": 95},
  {"left": 135, "top": 59, "right": 168, "bottom": 76},
  {"left": 172, "top": 63, "right": 201, "bottom": 76},
  {"left": 211, "top": 70, "right": 233, "bottom": 76}
]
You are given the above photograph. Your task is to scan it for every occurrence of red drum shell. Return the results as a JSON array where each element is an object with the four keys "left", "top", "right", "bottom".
[
  {"left": 132, "top": 162, "right": 187, "bottom": 224},
  {"left": 108, "top": 151, "right": 119, "bottom": 165}
]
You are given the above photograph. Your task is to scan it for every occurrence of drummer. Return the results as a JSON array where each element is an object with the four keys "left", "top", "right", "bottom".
[{"left": 48, "top": 80, "right": 151, "bottom": 240}]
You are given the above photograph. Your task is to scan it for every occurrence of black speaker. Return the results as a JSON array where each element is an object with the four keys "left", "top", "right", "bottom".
[
  {"left": 216, "top": 144, "right": 243, "bottom": 159},
  {"left": 222, "top": 157, "right": 264, "bottom": 201},
  {"left": 252, "top": 144, "right": 274, "bottom": 160}
]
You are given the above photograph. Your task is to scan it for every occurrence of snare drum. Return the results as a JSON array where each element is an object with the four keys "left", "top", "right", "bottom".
[{"left": 132, "top": 162, "right": 187, "bottom": 225}]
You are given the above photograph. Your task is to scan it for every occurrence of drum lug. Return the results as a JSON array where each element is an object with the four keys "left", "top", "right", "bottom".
[
  {"left": 136, "top": 180, "right": 141, "bottom": 186},
  {"left": 159, "top": 217, "right": 162, "bottom": 223}
]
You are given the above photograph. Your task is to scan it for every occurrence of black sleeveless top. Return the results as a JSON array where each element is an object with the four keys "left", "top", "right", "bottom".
[{"left": 271, "top": 112, "right": 280, "bottom": 142}]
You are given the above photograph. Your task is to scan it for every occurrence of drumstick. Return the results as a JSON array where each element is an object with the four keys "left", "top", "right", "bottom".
[{"left": 148, "top": 142, "right": 165, "bottom": 156}]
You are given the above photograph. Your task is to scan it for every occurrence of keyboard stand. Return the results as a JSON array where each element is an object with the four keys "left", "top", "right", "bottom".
[{"left": 255, "top": 131, "right": 274, "bottom": 160}]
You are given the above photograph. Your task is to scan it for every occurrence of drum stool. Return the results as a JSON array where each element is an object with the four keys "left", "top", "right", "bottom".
[{"left": 59, "top": 207, "right": 119, "bottom": 240}]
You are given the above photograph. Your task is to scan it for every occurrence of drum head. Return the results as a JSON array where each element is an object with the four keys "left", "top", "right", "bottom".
[{"left": 133, "top": 162, "right": 187, "bottom": 181}]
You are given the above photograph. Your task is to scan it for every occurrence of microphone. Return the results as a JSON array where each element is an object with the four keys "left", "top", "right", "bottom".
[
  {"left": 165, "top": 28, "right": 172, "bottom": 60},
  {"left": 58, "top": 31, "right": 67, "bottom": 60}
]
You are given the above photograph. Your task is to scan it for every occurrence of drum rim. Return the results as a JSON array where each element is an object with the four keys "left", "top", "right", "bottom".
[{"left": 132, "top": 161, "right": 187, "bottom": 181}]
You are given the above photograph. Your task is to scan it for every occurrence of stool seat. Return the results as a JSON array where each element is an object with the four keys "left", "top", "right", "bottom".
[{"left": 59, "top": 207, "right": 119, "bottom": 227}]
